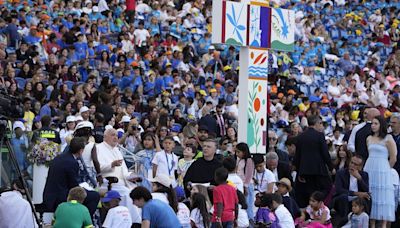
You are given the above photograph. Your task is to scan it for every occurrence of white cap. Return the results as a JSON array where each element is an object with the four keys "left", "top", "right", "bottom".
[
  {"left": 75, "top": 121, "right": 94, "bottom": 131},
  {"left": 13, "top": 121, "right": 26, "bottom": 131},
  {"left": 75, "top": 115, "right": 84, "bottom": 122},
  {"left": 92, "top": 6, "right": 99, "bottom": 12},
  {"left": 209, "top": 45, "right": 215, "bottom": 50},
  {"left": 105, "top": 125, "right": 113, "bottom": 130},
  {"left": 149, "top": 174, "right": 172, "bottom": 188},
  {"left": 80, "top": 106, "right": 89, "bottom": 114},
  {"left": 66, "top": 116, "right": 76, "bottom": 123},
  {"left": 119, "top": 115, "right": 131, "bottom": 123},
  {"left": 117, "top": 128, "right": 125, "bottom": 135}
]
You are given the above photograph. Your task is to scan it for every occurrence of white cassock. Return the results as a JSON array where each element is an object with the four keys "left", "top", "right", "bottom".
[
  {"left": 0, "top": 191, "right": 39, "bottom": 228},
  {"left": 96, "top": 142, "right": 141, "bottom": 223}
]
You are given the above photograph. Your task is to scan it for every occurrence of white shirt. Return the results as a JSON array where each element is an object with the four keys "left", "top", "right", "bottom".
[
  {"left": 338, "top": 94, "right": 354, "bottom": 108},
  {"left": 190, "top": 208, "right": 205, "bottom": 228},
  {"left": 133, "top": 29, "right": 150, "bottom": 46},
  {"left": 0, "top": 191, "right": 39, "bottom": 228},
  {"left": 228, "top": 173, "right": 244, "bottom": 193},
  {"left": 272, "top": 168, "right": 279, "bottom": 184},
  {"left": 103, "top": 206, "right": 132, "bottom": 228},
  {"left": 177, "top": 202, "right": 191, "bottom": 227},
  {"left": 59, "top": 129, "right": 74, "bottom": 152},
  {"left": 237, "top": 205, "right": 249, "bottom": 228},
  {"left": 121, "top": 40, "right": 134, "bottom": 53},
  {"left": 97, "top": 142, "right": 134, "bottom": 188},
  {"left": 349, "top": 175, "right": 358, "bottom": 192},
  {"left": 347, "top": 122, "right": 367, "bottom": 153},
  {"left": 151, "top": 192, "right": 169, "bottom": 204},
  {"left": 254, "top": 169, "right": 276, "bottom": 193},
  {"left": 275, "top": 204, "right": 295, "bottom": 228},
  {"left": 152, "top": 150, "right": 178, "bottom": 187},
  {"left": 82, "top": 142, "right": 95, "bottom": 168}
]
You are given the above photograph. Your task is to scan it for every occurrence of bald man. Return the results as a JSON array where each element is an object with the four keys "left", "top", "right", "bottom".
[{"left": 347, "top": 108, "right": 381, "bottom": 160}]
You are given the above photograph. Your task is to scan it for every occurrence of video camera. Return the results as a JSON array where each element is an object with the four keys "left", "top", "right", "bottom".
[{"left": 0, "top": 88, "right": 24, "bottom": 120}]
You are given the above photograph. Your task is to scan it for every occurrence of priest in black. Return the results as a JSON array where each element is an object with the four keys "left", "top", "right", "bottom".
[{"left": 183, "top": 138, "right": 222, "bottom": 191}]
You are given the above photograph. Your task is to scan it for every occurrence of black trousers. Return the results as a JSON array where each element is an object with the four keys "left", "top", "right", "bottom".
[
  {"left": 83, "top": 190, "right": 100, "bottom": 218},
  {"left": 294, "top": 175, "right": 332, "bottom": 208}
]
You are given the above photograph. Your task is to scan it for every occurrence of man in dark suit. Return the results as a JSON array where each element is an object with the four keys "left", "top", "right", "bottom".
[
  {"left": 266, "top": 152, "right": 292, "bottom": 181},
  {"left": 214, "top": 104, "right": 228, "bottom": 137},
  {"left": 347, "top": 108, "right": 380, "bottom": 160},
  {"left": 332, "top": 155, "right": 370, "bottom": 218},
  {"left": 294, "top": 115, "right": 333, "bottom": 208},
  {"left": 43, "top": 137, "right": 100, "bottom": 216}
]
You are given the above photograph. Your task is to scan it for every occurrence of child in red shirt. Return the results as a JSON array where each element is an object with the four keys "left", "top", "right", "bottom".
[{"left": 212, "top": 167, "right": 238, "bottom": 228}]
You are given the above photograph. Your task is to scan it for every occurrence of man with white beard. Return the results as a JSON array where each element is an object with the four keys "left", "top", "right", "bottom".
[{"left": 97, "top": 128, "right": 141, "bottom": 225}]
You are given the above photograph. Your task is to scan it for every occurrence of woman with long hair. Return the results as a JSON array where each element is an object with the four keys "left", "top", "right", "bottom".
[
  {"left": 333, "top": 145, "right": 352, "bottom": 171},
  {"left": 32, "top": 82, "right": 47, "bottom": 104},
  {"left": 364, "top": 115, "right": 397, "bottom": 227},
  {"left": 190, "top": 184, "right": 212, "bottom": 211},
  {"left": 235, "top": 142, "right": 255, "bottom": 223},
  {"left": 151, "top": 174, "right": 179, "bottom": 213},
  {"left": 190, "top": 193, "right": 210, "bottom": 228}
]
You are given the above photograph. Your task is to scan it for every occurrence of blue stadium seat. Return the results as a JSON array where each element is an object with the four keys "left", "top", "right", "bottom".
[
  {"left": 64, "top": 81, "right": 75, "bottom": 90},
  {"left": 14, "top": 77, "right": 26, "bottom": 89}
]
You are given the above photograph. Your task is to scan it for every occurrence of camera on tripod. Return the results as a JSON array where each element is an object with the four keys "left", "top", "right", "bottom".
[{"left": 0, "top": 88, "right": 24, "bottom": 135}]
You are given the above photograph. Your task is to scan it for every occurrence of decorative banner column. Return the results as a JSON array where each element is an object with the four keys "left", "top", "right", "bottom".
[
  {"left": 212, "top": 0, "right": 294, "bottom": 154},
  {"left": 238, "top": 48, "right": 268, "bottom": 154}
]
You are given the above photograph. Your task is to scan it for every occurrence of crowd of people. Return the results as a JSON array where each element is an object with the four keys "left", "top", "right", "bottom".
[{"left": 1, "top": 0, "right": 400, "bottom": 227}]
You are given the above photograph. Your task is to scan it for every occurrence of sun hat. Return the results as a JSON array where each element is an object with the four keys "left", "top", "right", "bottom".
[
  {"left": 79, "top": 106, "right": 89, "bottom": 114},
  {"left": 149, "top": 174, "right": 172, "bottom": 188},
  {"left": 66, "top": 116, "right": 76, "bottom": 123},
  {"left": 75, "top": 121, "right": 94, "bottom": 131},
  {"left": 276, "top": 178, "right": 292, "bottom": 192}
]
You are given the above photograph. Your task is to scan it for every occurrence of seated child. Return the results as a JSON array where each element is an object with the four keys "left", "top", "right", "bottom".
[
  {"left": 297, "top": 191, "right": 333, "bottom": 228},
  {"left": 178, "top": 145, "right": 196, "bottom": 187},
  {"left": 102, "top": 190, "right": 133, "bottom": 228},
  {"left": 53, "top": 187, "right": 93, "bottom": 228},
  {"left": 342, "top": 197, "right": 369, "bottom": 228},
  {"left": 276, "top": 178, "right": 300, "bottom": 219},
  {"left": 175, "top": 186, "right": 191, "bottom": 228},
  {"left": 254, "top": 192, "right": 280, "bottom": 228}
]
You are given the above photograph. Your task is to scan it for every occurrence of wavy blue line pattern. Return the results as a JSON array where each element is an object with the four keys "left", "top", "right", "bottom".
[{"left": 248, "top": 66, "right": 268, "bottom": 77}]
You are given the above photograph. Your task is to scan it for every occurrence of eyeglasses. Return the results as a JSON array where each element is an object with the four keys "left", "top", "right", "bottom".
[{"left": 269, "top": 138, "right": 277, "bottom": 141}]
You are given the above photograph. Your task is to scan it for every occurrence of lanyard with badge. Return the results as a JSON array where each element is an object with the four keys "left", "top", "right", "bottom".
[
  {"left": 255, "top": 171, "right": 265, "bottom": 192},
  {"left": 165, "top": 152, "right": 175, "bottom": 177}
]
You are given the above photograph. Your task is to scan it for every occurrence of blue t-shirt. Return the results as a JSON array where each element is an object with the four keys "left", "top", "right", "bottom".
[{"left": 142, "top": 199, "right": 181, "bottom": 228}]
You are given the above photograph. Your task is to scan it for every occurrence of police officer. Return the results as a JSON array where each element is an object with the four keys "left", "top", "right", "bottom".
[{"left": 31, "top": 115, "right": 61, "bottom": 145}]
